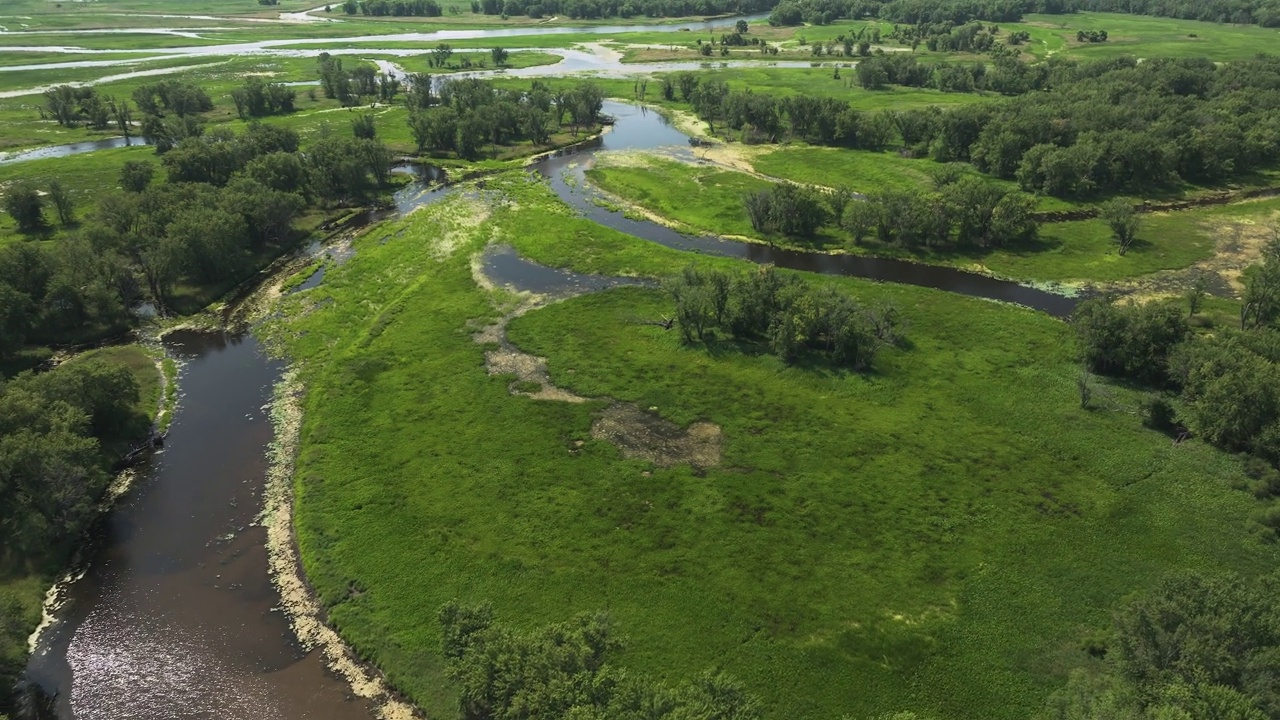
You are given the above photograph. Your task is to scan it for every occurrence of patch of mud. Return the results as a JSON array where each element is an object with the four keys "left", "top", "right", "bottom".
[
  {"left": 471, "top": 246, "right": 721, "bottom": 467},
  {"left": 1115, "top": 207, "right": 1279, "bottom": 300},
  {"left": 591, "top": 403, "right": 722, "bottom": 467},
  {"left": 264, "top": 369, "right": 421, "bottom": 720}
]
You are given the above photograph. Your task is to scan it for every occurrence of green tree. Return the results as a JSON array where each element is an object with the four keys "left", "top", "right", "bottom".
[
  {"left": 119, "top": 160, "right": 155, "bottom": 193},
  {"left": 4, "top": 183, "right": 46, "bottom": 233},
  {"left": 1100, "top": 198, "right": 1141, "bottom": 256},
  {"left": 352, "top": 112, "right": 378, "bottom": 139},
  {"left": 431, "top": 43, "right": 454, "bottom": 68},
  {"left": 490, "top": 46, "right": 509, "bottom": 66},
  {"left": 840, "top": 199, "right": 878, "bottom": 246},
  {"left": 47, "top": 181, "right": 74, "bottom": 226}
]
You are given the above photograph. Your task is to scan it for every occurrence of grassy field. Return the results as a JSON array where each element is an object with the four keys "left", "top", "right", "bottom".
[
  {"left": 748, "top": 145, "right": 1079, "bottom": 209},
  {"left": 1018, "top": 11, "right": 1280, "bottom": 61},
  {"left": 268, "top": 173, "right": 1280, "bottom": 720},
  {"left": 586, "top": 154, "right": 773, "bottom": 238}
]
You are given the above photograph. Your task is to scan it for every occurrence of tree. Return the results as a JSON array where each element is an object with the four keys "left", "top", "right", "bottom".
[
  {"left": 47, "top": 180, "right": 74, "bottom": 226},
  {"left": 840, "top": 199, "right": 878, "bottom": 245},
  {"left": 1241, "top": 236, "right": 1280, "bottom": 329},
  {"left": 490, "top": 46, "right": 509, "bottom": 66},
  {"left": 4, "top": 183, "right": 46, "bottom": 233},
  {"left": 431, "top": 43, "right": 454, "bottom": 68},
  {"left": 1186, "top": 272, "right": 1208, "bottom": 317},
  {"left": 352, "top": 112, "right": 378, "bottom": 139},
  {"left": 111, "top": 98, "right": 134, "bottom": 142},
  {"left": 1100, "top": 198, "right": 1141, "bottom": 256},
  {"left": 118, "top": 161, "right": 154, "bottom": 194}
]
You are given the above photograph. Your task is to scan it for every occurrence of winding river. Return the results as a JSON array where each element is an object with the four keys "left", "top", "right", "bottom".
[{"left": 22, "top": 99, "right": 1075, "bottom": 720}]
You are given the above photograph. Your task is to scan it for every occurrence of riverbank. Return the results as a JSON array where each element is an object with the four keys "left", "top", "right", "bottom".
[{"left": 0, "top": 343, "right": 171, "bottom": 716}]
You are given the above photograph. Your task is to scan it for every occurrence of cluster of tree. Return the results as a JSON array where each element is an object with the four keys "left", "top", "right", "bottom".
[
  {"left": 2, "top": 123, "right": 392, "bottom": 337},
  {"left": 407, "top": 79, "right": 603, "bottom": 158},
  {"left": 230, "top": 76, "right": 297, "bottom": 119},
  {"left": 842, "top": 173, "right": 1038, "bottom": 249},
  {"left": 342, "top": 0, "right": 443, "bottom": 15},
  {"left": 131, "top": 80, "right": 213, "bottom": 119},
  {"left": 664, "top": 73, "right": 896, "bottom": 147},
  {"left": 768, "top": 0, "right": 1280, "bottom": 27},
  {"left": 855, "top": 52, "right": 994, "bottom": 92},
  {"left": 1074, "top": 27, "right": 1107, "bottom": 41},
  {"left": 886, "top": 19, "right": 1003, "bottom": 52},
  {"left": 760, "top": 54, "right": 1280, "bottom": 196},
  {"left": 744, "top": 184, "right": 831, "bottom": 237},
  {"left": 0, "top": 235, "right": 135, "bottom": 357},
  {"left": 1048, "top": 570, "right": 1280, "bottom": 719},
  {"left": 770, "top": 0, "right": 1039, "bottom": 26},
  {"left": 666, "top": 264, "right": 903, "bottom": 369},
  {"left": 440, "top": 602, "right": 761, "bottom": 720},
  {"left": 3, "top": 182, "right": 74, "bottom": 234},
  {"left": 316, "top": 54, "right": 401, "bottom": 106},
  {"left": 470, "top": 0, "right": 777, "bottom": 20},
  {"left": 40, "top": 85, "right": 131, "bottom": 131},
  {"left": 0, "top": 358, "right": 145, "bottom": 559}
]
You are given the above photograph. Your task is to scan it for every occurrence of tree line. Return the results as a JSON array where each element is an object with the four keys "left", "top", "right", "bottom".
[
  {"left": 768, "top": 0, "right": 1280, "bottom": 27},
  {"left": 673, "top": 54, "right": 1280, "bottom": 199},
  {"left": 406, "top": 78, "right": 604, "bottom": 159},
  {"left": 666, "top": 264, "right": 903, "bottom": 369},
  {"left": 440, "top": 601, "right": 762, "bottom": 720},
  {"left": 470, "top": 0, "right": 777, "bottom": 20},
  {"left": 342, "top": 0, "right": 444, "bottom": 15}
]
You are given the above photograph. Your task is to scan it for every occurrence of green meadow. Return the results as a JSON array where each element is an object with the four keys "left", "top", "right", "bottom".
[{"left": 268, "top": 174, "right": 1280, "bottom": 720}]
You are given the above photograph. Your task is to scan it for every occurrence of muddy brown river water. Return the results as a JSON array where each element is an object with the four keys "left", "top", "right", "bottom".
[{"left": 26, "top": 332, "right": 373, "bottom": 720}]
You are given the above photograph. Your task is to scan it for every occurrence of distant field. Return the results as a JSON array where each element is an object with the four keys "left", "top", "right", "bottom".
[{"left": 1018, "top": 11, "right": 1280, "bottom": 61}]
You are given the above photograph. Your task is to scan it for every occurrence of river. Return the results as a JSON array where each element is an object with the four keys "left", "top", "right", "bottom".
[{"left": 22, "top": 98, "right": 1075, "bottom": 720}]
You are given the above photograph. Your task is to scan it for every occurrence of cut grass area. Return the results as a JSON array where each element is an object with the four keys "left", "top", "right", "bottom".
[
  {"left": 584, "top": 153, "right": 1277, "bottom": 283},
  {"left": 750, "top": 145, "right": 1079, "bottom": 213},
  {"left": 1018, "top": 11, "right": 1280, "bottom": 61},
  {"left": 993, "top": 197, "right": 1280, "bottom": 283},
  {"left": 586, "top": 154, "right": 771, "bottom": 238},
  {"left": 270, "top": 172, "right": 1280, "bottom": 720}
]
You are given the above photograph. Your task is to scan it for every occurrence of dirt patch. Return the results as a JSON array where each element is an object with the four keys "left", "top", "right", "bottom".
[
  {"left": 591, "top": 403, "right": 722, "bottom": 467},
  {"left": 471, "top": 252, "right": 721, "bottom": 467},
  {"left": 1113, "top": 207, "right": 1279, "bottom": 300}
]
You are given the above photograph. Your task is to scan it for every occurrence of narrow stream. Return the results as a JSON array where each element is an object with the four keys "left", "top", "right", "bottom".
[{"left": 23, "top": 99, "right": 1077, "bottom": 720}]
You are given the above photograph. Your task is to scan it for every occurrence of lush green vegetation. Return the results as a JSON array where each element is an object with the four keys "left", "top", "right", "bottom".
[{"left": 266, "top": 174, "right": 1280, "bottom": 720}]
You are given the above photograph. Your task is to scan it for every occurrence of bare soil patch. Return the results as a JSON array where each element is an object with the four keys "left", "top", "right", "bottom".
[{"left": 591, "top": 403, "right": 723, "bottom": 467}]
